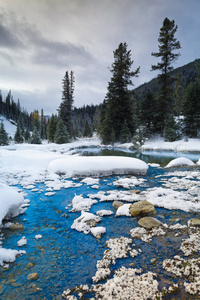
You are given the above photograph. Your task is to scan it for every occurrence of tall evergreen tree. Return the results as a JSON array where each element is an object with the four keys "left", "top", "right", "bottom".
[
  {"left": 59, "top": 71, "right": 75, "bottom": 138},
  {"left": 100, "top": 42, "right": 140, "bottom": 144},
  {"left": 0, "top": 122, "right": 9, "bottom": 145},
  {"left": 151, "top": 17, "right": 181, "bottom": 134}
]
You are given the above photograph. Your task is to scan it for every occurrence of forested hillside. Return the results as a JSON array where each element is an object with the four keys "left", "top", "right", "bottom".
[{"left": 133, "top": 58, "right": 200, "bottom": 104}]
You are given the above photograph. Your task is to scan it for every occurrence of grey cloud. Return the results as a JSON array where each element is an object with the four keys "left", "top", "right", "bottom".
[
  {"left": 31, "top": 38, "right": 93, "bottom": 68},
  {"left": 0, "top": 10, "right": 94, "bottom": 69},
  {"left": 0, "top": 17, "right": 22, "bottom": 48}
]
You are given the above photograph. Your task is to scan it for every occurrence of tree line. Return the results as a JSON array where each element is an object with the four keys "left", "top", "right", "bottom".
[{"left": 1, "top": 17, "right": 200, "bottom": 146}]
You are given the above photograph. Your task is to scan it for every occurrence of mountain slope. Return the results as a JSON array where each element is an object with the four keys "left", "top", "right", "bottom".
[{"left": 132, "top": 58, "right": 200, "bottom": 102}]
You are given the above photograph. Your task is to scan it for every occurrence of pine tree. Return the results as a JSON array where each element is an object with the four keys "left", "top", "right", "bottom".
[
  {"left": 31, "top": 127, "right": 42, "bottom": 144},
  {"left": 30, "top": 110, "right": 41, "bottom": 144},
  {"left": 140, "top": 90, "right": 155, "bottom": 133},
  {"left": 151, "top": 17, "right": 181, "bottom": 134},
  {"left": 24, "top": 128, "right": 31, "bottom": 142},
  {"left": 174, "top": 73, "right": 184, "bottom": 116},
  {"left": 14, "top": 121, "right": 24, "bottom": 143},
  {"left": 164, "top": 114, "right": 180, "bottom": 141},
  {"left": 54, "top": 118, "right": 70, "bottom": 144},
  {"left": 119, "top": 120, "right": 132, "bottom": 143},
  {"left": 47, "top": 114, "right": 58, "bottom": 142},
  {"left": 59, "top": 71, "right": 75, "bottom": 138},
  {"left": 100, "top": 42, "right": 140, "bottom": 143},
  {"left": 0, "top": 122, "right": 9, "bottom": 145},
  {"left": 83, "top": 120, "right": 92, "bottom": 137},
  {"left": 182, "top": 80, "right": 200, "bottom": 137}
]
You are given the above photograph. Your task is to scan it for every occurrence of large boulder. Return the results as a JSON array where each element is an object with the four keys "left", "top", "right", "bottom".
[
  {"left": 138, "top": 217, "right": 163, "bottom": 229},
  {"left": 129, "top": 200, "right": 156, "bottom": 217}
]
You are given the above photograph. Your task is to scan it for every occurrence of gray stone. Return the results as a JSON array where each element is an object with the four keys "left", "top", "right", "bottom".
[
  {"left": 138, "top": 217, "right": 163, "bottom": 229},
  {"left": 112, "top": 200, "right": 124, "bottom": 210},
  {"left": 129, "top": 200, "right": 156, "bottom": 217}
]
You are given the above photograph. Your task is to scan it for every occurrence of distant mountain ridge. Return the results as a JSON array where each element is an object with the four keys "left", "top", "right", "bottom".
[{"left": 132, "top": 58, "right": 200, "bottom": 102}]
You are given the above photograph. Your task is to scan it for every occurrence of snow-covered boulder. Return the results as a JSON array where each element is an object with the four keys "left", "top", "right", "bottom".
[
  {"left": 48, "top": 156, "right": 148, "bottom": 177},
  {"left": 165, "top": 157, "right": 195, "bottom": 168}
]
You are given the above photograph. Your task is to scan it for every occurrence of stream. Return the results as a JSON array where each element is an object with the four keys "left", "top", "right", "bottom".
[{"left": 0, "top": 148, "right": 200, "bottom": 299}]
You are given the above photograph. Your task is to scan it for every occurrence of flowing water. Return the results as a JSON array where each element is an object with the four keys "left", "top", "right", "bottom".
[{"left": 0, "top": 148, "right": 200, "bottom": 299}]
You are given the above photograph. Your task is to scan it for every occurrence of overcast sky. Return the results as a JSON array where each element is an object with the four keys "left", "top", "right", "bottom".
[{"left": 0, "top": 0, "right": 200, "bottom": 115}]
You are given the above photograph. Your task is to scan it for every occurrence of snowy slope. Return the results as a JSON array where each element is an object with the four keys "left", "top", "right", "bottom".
[{"left": 0, "top": 115, "right": 16, "bottom": 138}]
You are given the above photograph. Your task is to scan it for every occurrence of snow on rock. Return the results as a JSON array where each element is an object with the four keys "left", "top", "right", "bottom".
[
  {"left": 35, "top": 234, "right": 42, "bottom": 239},
  {"left": 96, "top": 210, "right": 113, "bottom": 216},
  {"left": 116, "top": 204, "right": 131, "bottom": 217},
  {"left": 0, "top": 248, "right": 26, "bottom": 266},
  {"left": 48, "top": 156, "right": 148, "bottom": 177},
  {"left": 113, "top": 176, "right": 146, "bottom": 189},
  {"left": 92, "top": 267, "right": 161, "bottom": 300},
  {"left": 17, "top": 236, "right": 27, "bottom": 247},
  {"left": 165, "top": 157, "right": 195, "bottom": 168},
  {"left": 71, "top": 211, "right": 101, "bottom": 234},
  {"left": 144, "top": 187, "right": 200, "bottom": 212},
  {"left": 90, "top": 226, "right": 106, "bottom": 238},
  {"left": 0, "top": 183, "right": 25, "bottom": 225},
  {"left": 81, "top": 177, "right": 99, "bottom": 185},
  {"left": 71, "top": 194, "right": 97, "bottom": 212}
]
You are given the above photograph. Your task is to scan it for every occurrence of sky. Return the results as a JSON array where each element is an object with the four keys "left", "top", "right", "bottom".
[{"left": 0, "top": 0, "right": 200, "bottom": 115}]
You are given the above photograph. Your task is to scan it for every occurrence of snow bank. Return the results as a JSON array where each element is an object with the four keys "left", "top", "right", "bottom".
[
  {"left": 142, "top": 137, "right": 200, "bottom": 153},
  {"left": 166, "top": 157, "right": 195, "bottom": 168},
  {"left": 48, "top": 156, "right": 148, "bottom": 177},
  {"left": 0, "top": 183, "right": 25, "bottom": 225},
  {"left": 0, "top": 248, "right": 26, "bottom": 266}
]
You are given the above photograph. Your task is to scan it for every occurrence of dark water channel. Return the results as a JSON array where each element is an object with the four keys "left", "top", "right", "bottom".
[{"left": 0, "top": 148, "right": 200, "bottom": 299}]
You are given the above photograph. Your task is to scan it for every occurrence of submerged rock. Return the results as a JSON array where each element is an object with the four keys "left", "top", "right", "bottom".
[
  {"left": 188, "top": 218, "right": 200, "bottom": 227},
  {"left": 138, "top": 217, "right": 163, "bottom": 229},
  {"left": 9, "top": 223, "right": 24, "bottom": 231},
  {"left": 129, "top": 200, "right": 156, "bottom": 217},
  {"left": 28, "top": 273, "right": 38, "bottom": 280},
  {"left": 112, "top": 200, "right": 124, "bottom": 210}
]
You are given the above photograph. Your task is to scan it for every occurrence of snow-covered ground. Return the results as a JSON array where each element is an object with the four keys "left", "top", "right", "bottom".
[{"left": 141, "top": 136, "right": 200, "bottom": 153}]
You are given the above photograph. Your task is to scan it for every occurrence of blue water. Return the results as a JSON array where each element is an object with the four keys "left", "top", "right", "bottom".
[{"left": 0, "top": 149, "right": 200, "bottom": 299}]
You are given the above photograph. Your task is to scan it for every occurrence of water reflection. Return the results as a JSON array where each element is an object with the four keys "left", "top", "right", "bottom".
[{"left": 76, "top": 147, "right": 200, "bottom": 166}]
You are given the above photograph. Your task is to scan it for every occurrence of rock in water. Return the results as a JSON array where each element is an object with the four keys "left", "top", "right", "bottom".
[
  {"left": 112, "top": 200, "right": 124, "bottom": 210},
  {"left": 129, "top": 200, "right": 156, "bottom": 217},
  {"left": 9, "top": 223, "right": 24, "bottom": 231},
  {"left": 138, "top": 217, "right": 163, "bottom": 229},
  {"left": 28, "top": 273, "right": 38, "bottom": 280}
]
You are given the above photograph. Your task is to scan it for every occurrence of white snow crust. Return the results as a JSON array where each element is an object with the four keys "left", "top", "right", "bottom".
[
  {"left": 48, "top": 156, "right": 148, "bottom": 177},
  {"left": 166, "top": 157, "right": 195, "bottom": 168}
]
